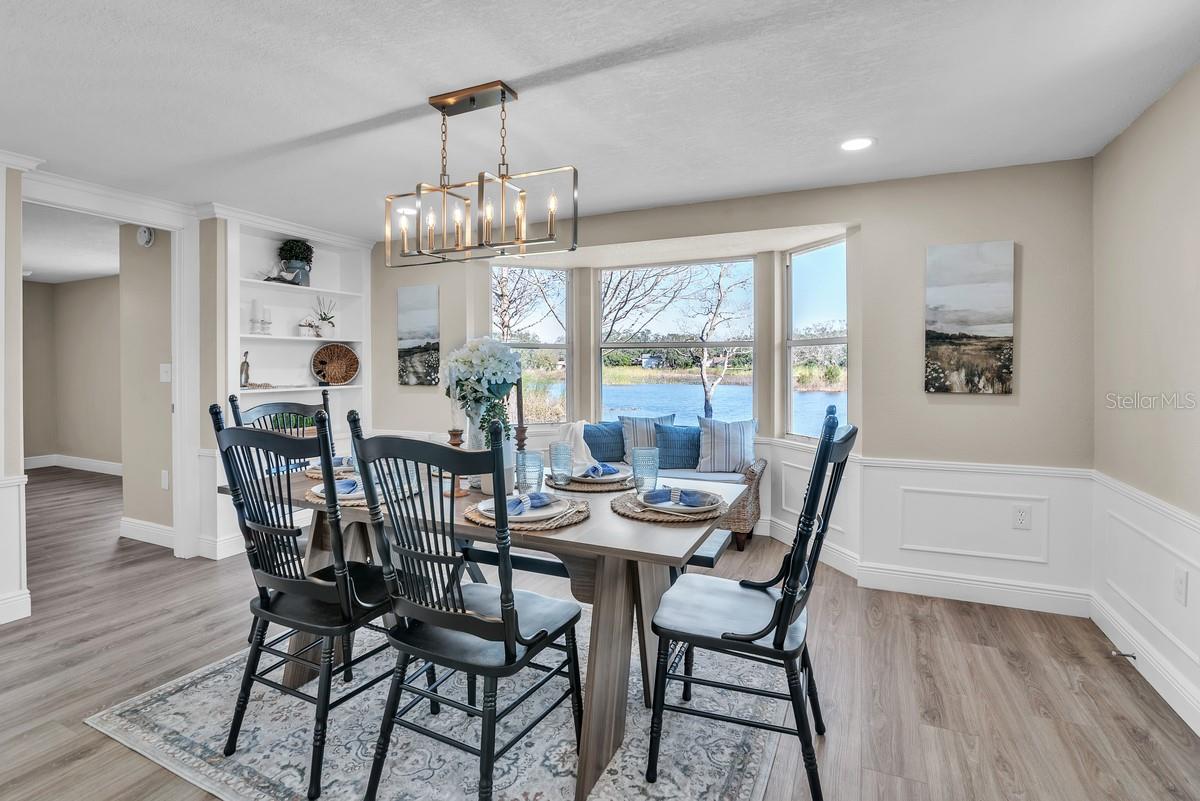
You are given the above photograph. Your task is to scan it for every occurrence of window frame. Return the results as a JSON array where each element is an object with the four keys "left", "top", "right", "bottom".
[
  {"left": 785, "top": 236, "right": 848, "bottom": 440},
  {"left": 489, "top": 264, "right": 572, "bottom": 427},
  {"left": 597, "top": 257, "right": 757, "bottom": 422}
]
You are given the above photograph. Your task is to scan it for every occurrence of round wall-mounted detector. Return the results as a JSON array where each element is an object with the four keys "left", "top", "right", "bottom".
[
  {"left": 137, "top": 226, "right": 155, "bottom": 247},
  {"left": 22, "top": 270, "right": 32, "bottom": 278}
]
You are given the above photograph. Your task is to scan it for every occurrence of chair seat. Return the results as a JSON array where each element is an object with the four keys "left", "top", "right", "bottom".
[
  {"left": 386, "top": 583, "right": 581, "bottom": 677},
  {"left": 652, "top": 573, "right": 808, "bottom": 658},
  {"left": 251, "top": 561, "right": 390, "bottom": 636}
]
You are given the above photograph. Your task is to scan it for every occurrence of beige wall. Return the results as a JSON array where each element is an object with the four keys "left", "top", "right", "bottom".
[
  {"left": 52, "top": 276, "right": 122, "bottom": 463},
  {"left": 119, "top": 225, "right": 173, "bottom": 526},
  {"left": 372, "top": 160, "right": 1095, "bottom": 468},
  {"left": 4, "top": 169, "right": 23, "bottom": 475},
  {"left": 1094, "top": 64, "right": 1200, "bottom": 516},
  {"left": 21, "top": 281, "right": 56, "bottom": 457},
  {"left": 370, "top": 247, "right": 490, "bottom": 431}
]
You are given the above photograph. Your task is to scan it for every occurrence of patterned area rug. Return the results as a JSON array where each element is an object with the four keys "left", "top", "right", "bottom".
[{"left": 87, "top": 610, "right": 785, "bottom": 800}]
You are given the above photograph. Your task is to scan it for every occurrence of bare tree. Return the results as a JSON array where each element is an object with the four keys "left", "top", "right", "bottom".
[
  {"left": 680, "top": 263, "right": 753, "bottom": 417},
  {"left": 600, "top": 266, "right": 693, "bottom": 341},
  {"left": 491, "top": 266, "right": 567, "bottom": 342}
]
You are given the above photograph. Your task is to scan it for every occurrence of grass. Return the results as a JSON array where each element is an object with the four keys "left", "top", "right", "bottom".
[{"left": 602, "top": 365, "right": 753, "bottom": 386}]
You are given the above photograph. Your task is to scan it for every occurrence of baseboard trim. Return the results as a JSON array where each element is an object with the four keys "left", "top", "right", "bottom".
[
  {"left": 1091, "top": 594, "right": 1200, "bottom": 734},
  {"left": 119, "top": 517, "right": 174, "bottom": 549},
  {"left": 25, "top": 454, "right": 123, "bottom": 476},
  {"left": 857, "top": 560, "right": 1091, "bottom": 616},
  {"left": 0, "top": 590, "right": 32, "bottom": 626},
  {"left": 195, "top": 535, "right": 245, "bottom": 561}
]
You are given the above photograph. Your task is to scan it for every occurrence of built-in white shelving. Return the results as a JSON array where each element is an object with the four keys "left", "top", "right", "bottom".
[{"left": 212, "top": 209, "right": 374, "bottom": 429}]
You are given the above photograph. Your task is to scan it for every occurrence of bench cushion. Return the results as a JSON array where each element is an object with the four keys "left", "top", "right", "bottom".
[{"left": 658, "top": 468, "right": 746, "bottom": 483}]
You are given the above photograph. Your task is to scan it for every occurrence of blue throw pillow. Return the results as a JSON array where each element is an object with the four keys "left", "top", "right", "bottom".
[
  {"left": 583, "top": 421, "right": 625, "bottom": 463},
  {"left": 655, "top": 423, "right": 701, "bottom": 469}
]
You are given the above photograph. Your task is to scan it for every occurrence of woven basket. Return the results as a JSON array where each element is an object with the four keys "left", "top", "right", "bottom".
[{"left": 310, "top": 342, "right": 360, "bottom": 385}]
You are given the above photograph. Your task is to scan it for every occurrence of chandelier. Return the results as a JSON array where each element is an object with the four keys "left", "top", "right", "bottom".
[{"left": 384, "top": 80, "right": 578, "bottom": 266}]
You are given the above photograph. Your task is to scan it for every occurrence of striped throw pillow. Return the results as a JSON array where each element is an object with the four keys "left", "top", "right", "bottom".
[
  {"left": 618, "top": 414, "right": 675, "bottom": 463},
  {"left": 697, "top": 418, "right": 757, "bottom": 473}
]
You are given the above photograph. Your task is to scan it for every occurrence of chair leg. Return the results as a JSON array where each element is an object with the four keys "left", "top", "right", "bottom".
[
  {"left": 340, "top": 635, "right": 354, "bottom": 683},
  {"left": 682, "top": 643, "right": 695, "bottom": 702},
  {"left": 364, "top": 652, "right": 410, "bottom": 801},
  {"left": 478, "top": 676, "right": 499, "bottom": 801},
  {"left": 467, "top": 673, "right": 478, "bottom": 713},
  {"left": 307, "top": 637, "right": 335, "bottom": 800},
  {"left": 565, "top": 628, "right": 584, "bottom": 749},
  {"left": 224, "top": 617, "right": 268, "bottom": 756},
  {"left": 786, "top": 657, "right": 823, "bottom": 801},
  {"left": 425, "top": 662, "right": 440, "bottom": 715},
  {"left": 801, "top": 645, "right": 826, "bottom": 736},
  {"left": 645, "top": 636, "right": 671, "bottom": 783}
]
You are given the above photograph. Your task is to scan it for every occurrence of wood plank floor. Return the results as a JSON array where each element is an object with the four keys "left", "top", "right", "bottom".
[{"left": 2, "top": 467, "right": 1199, "bottom": 800}]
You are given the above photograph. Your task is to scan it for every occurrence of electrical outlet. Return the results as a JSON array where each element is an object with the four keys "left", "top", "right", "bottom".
[
  {"left": 1174, "top": 566, "right": 1189, "bottom": 607},
  {"left": 159, "top": 363, "right": 172, "bottom": 383},
  {"left": 161, "top": 470, "right": 170, "bottom": 491},
  {"left": 1012, "top": 503, "right": 1032, "bottom": 531}
]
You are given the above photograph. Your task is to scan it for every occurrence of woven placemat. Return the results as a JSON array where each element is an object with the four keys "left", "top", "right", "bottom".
[
  {"left": 303, "top": 467, "right": 356, "bottom": 480},
  {"left": 610, "top": 493, "right": 728, "bottom": 523},
  {"left": 544, "top": 476, "right": 635, "bottom": 493},
  {"left": 304, "top": 488, "right": 369, "bottom": 507},
  {"left": 463, "top": 499, "right": 590, "bottom": 531}
]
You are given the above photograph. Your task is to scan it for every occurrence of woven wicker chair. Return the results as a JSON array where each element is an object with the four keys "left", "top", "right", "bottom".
[{"left": 717, "top": 458, "right": 767, "bottom": 550}]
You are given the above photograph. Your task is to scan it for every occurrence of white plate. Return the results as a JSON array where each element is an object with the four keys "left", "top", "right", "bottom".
[
  {"left": 571, "top": 464, "right": 633, "bottom": 484},
  {"left": 310, "top": 483, "right": 365, "bottom": 501},
  {"left": 639, "top": 490, "right": 722, "bottom": 514},
  {"left": 478, "top": 494, "right": 568, "bottom": 522}
]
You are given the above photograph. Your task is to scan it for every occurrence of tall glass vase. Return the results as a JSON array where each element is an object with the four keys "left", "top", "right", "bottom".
[{"left": 465, "top": 404, "right": 485, "bottom": 489}]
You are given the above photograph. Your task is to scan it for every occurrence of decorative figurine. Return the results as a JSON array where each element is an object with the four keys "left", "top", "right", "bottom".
[{"left": 240, "top": 351, "right": 251, "bottom": 388}]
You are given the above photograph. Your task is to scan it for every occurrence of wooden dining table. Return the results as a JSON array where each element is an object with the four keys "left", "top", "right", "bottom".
[{"left": 219, "top": 473, "right": 747, "bottom": 801}]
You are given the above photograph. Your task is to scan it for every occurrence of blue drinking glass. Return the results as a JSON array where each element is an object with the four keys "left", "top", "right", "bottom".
[
  {"left": 549, "top": 441, "right": 573, "bottom": 485},
  {"left": 514, "top": 450, "right": 544, "bottom": 494},
  {"left": 631, "top": 447, "right": 659, "bottom": 492}
]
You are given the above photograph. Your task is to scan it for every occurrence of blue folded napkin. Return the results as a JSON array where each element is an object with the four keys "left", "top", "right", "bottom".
[
  {"left": 333, "top": 478, "right": 362, "bottom": 496},
  {"left": 583, "top": 462, "right": 619, "bottom": 478},
  {"left": 330, "top": 455, "right": 354, "bottom": 468},
  {"left": 643, "top": 486, "right": 710, "bottom": 507},
  {"left": 506, "top": 492, "right": 555, "bottom": 516}
]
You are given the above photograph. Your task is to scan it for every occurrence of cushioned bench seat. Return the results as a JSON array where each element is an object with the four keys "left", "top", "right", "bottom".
[{"left": 658, "top": 468, "right": 746, "bottom": 484}]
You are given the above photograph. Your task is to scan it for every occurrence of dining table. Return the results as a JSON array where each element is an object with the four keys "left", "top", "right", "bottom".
[{"left": 218, "top": 470, "right": 747, "bottom": 801}]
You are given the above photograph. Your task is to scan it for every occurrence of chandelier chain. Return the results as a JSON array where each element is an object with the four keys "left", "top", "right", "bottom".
[
  {"left": 439, "top": 111, "right": 449, "bottom": 187},
  {"left": 498, "top": 94, "right": 509, "bottom": 177}
]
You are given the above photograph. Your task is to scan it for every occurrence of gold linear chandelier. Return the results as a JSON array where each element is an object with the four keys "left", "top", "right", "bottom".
[{"left": 384, "top": 80, "right": 578, "bottom": 267}]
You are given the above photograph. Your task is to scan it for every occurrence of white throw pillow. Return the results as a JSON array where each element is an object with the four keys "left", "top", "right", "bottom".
[
  {"left": 697, "top": 418, "right": 757, "bottom": 473},
  {"left": 618, "top": 414, "right": 675, "bottom": 463}
]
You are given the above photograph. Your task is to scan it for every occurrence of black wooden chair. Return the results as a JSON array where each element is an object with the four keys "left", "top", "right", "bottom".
[
  {"left": 645, "top": 405, "right": 857, "bottom": 801},
  {"left": 351, "top": 414, "right": 584, "bottom": 801},
  {"left": 229, "top": 389, "right": 332, "bottom": 439},
  {"left": 210, "top": 405, "right": 392, "bottom": 800}
]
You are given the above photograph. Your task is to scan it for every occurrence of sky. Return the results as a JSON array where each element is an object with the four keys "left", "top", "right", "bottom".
[{"left": 790, "top": 241, "right": 847, "bottom": 335}]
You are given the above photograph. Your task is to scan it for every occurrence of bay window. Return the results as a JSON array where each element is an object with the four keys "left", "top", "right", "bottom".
[
  {"left": 787, "top": 240, "right": 847, "bottom": 437},
  {"left": 490, "top": 265, "right": 569, "bottom": 423}
]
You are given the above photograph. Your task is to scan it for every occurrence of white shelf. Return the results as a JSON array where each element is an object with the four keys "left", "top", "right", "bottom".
[
  {"left": 240, "top": 278, "right": 362, "bottom": 300},
  {"left": 240, "top": 334, "right": 363, "bottom": 343},
  {"left": 239, "top": 384, "right": 364, "bottom": 395}
]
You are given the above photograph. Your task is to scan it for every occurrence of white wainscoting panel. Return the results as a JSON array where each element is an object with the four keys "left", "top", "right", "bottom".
[
  {"left": 1092, "top": 473, "right": 1200, "bottom": 734},
  {"left": 197, "top": 449, "right": 246, "bottom": 560},
  {"left": 0, "top": 475, "right": 30, "bottom": 625}
]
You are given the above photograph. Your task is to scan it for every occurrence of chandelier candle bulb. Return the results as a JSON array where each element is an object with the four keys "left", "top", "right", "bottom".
[
  {"left": 453, "top": 208, "right": 463, "bottom": 249},
  {"left": 484, "top": 201, "right": 494, "bottom": 243},
  {"left": 399, "top": 215, "right": 410, "bottom": 253},
  {"left": 426, "top": 212, "right": 436, "bottom": 251},
  {"left": 514, "top": 198, "right": 524, "bottom": 241},
  {"left": 546, "top": 192, "right": 557, "bottom": 239}
]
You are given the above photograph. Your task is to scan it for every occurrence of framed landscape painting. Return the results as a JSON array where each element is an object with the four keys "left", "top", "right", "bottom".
[
  {"left": 397, "top": 285, "right": 440, "bottom": 385},
  {"left": 924, "top": 240, "right": 1014, "bottom": 394}
]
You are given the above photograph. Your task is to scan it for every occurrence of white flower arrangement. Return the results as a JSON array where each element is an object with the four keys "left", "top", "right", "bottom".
[{"left": 445, "top": 337, "right": 522, "bottom": 445}]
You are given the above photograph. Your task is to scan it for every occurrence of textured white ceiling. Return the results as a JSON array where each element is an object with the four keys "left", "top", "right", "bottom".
[
  {"left": 21, "top": 204, "right": 119, "bottom": 283},
  {"left": 2, "top": 1, "right": 1199, "bottom": 242}
]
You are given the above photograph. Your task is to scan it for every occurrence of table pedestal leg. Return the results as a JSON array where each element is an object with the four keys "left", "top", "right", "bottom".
[
  {"left": 632, "top": 561, "right": 672, "bottom": 708},
  {"left": 575, "top": 554, "right": 635, "bottom": 801}
]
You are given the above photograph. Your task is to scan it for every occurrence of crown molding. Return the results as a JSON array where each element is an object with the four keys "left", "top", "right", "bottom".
[
  {"left": 196, "top": 203, "right": 372, "bottom": 251},
  {"left": 0, "top": 149, "right": 44, "bottom": 172},
  {"left": 23, "top": 170, "right": 196, "bottom": 228}
]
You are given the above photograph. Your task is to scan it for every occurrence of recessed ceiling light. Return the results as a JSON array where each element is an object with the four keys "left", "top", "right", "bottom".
[
  {"left": 22, "top": 270, "right": 32, "bottom": 278},
  {"left": 840, "top": 137, "right": 875, "bottom": 152}
]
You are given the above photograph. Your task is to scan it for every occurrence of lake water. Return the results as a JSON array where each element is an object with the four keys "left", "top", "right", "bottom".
[{"left": 540, "top": 381, "right": 847, "bottom": 436}]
